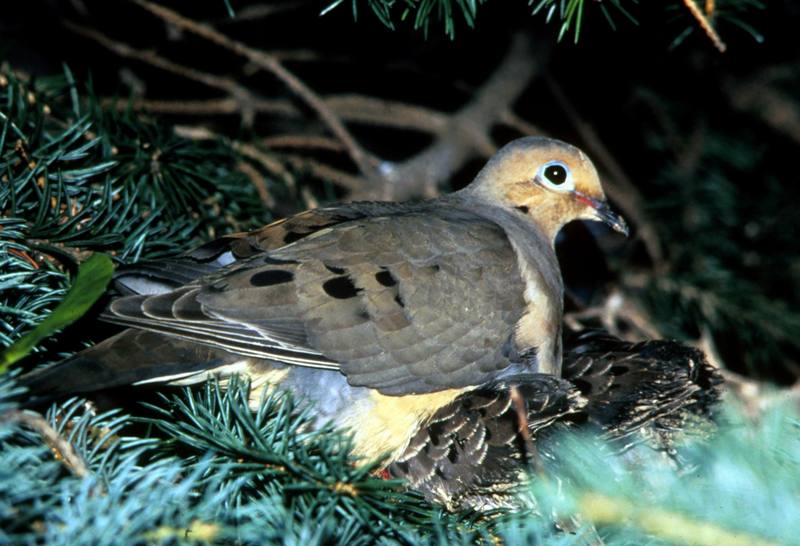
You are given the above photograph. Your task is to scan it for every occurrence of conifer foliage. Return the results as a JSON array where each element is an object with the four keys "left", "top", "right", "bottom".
[{"left": 2, "top": 1, "right": 799, "bottom": 544}]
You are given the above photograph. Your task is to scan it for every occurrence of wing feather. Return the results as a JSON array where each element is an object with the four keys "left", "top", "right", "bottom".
[{"left": 103, "top": 207, "right": 530, "bottom": 394}]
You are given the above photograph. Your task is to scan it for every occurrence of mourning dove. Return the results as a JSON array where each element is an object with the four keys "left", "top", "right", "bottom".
[
  {"left": 21, "top": 136, "right": 628, "bottom": 461},
  {"left": 391, "top": 329, "right": 723, "bottom": 511}
]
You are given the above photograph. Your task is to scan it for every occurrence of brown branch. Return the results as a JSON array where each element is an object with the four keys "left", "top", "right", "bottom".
[
  {"left": 215, "top": 1, "right": 311, "bottom": 24},
  {"left": 77, "top": 10, "right": 542, "bottom": 201},
  {"left": 682, "top": 0, "right": 726, "bottom": 53},
  {"left": 564, "top": 289, "right": 662, "bottom": 341},
  {"left": 282, "top": 154, "right": 367, "bottom": 193},
  {"left": 173, "top": 125, "right": 364, "bottom": 195},
  {"left": 725, "top": 76, "right": 800, "bottom": 147},
  {"left": 499, "top": 110, "right": 547, "bottom": 138},
  {"left": 64, "top": 21, "right": 266, "bottom": 126},
  {"left": 173, "top": 125, "right": 297, "bottom": 216},
  {"left": 130, "top": 0, "right": 379, "bottom": 181},
  {"left": 375, "top": 34, "right": 544, "bottom": 200},
  {"left": 545, "top": 76, "right": 665, "bottom": 266},
  {"left": 104, "top": 97, "right": 298, "bottom": 117},
  {"left": 109, "top": 94, "right": 449, "bottom": 134},
  {"left": 325, "top": 95, "right": 449, "bottom": 133},
  {"left": 4, "top": 409, "right": 90, "bottom": 478},
  {"left": 509, "top": 386, "right": 542, "bottom": 473},
  {"left": 262, "top": 134, "right": 344, "bottom": 152},
  {"left": 237, "top": 160, "right": 275, "bottom": 208}
]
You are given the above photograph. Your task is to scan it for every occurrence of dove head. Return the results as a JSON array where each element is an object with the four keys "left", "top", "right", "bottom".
[{"left": 467, "top": 137, "right": 628, "bottom": 242}]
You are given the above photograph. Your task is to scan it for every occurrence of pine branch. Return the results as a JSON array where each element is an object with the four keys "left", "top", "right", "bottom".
[
  {"left": 0, "top": 70, "right": 275, "bottom": 367},
  {"left": 532, "top": 401, "right": 800, "bottom": 545}
]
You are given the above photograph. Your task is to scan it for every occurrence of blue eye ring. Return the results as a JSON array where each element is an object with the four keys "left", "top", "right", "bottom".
[{"left": 537, "top": 160, "right": 574, "bottom": 192}]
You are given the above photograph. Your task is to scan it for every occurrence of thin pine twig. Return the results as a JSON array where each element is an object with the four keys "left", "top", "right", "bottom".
[{"left": 683, "top": 0, "right": 727, "bottom": 52}]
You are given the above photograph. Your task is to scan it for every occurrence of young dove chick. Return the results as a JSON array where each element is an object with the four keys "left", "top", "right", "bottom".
[
  {"left": 21, "top": 136, "right": 627, "bottom": 461},
  {"left": 390, "top": 329, "right": 722, "bottom": 511}
]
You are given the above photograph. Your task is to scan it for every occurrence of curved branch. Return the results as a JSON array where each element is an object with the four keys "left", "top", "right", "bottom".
[
  {"left": 130, "top": 0, "right": 379, "bottom": 181},
  {"left": 376, "top": 34, "right": 544, "bottom": 200}
]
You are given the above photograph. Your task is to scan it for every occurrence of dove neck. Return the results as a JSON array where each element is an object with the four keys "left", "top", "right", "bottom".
[
  {"left": 453, "top": 186, "right": 566, "bottom": 245},
  {"left": 444, "top": 192, "right": 563, "bottom": 301}
]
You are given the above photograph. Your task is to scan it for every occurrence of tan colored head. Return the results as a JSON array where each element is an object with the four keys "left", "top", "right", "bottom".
[{"left": 465, "top": 137, "right": 628, "bottom": 242}]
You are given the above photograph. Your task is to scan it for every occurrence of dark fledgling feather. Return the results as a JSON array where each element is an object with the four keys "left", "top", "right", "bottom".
[{"left": 389, "top": 329, "right": 724, "bottom": 511}]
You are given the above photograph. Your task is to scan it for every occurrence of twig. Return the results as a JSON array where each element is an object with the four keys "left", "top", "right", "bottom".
[
  {"left": 282, "top": 154, "right": 367, "bottom": 193},
  {"left": 64, "top": 21, "right": 266, "bottom": 126},
  {"left": 325, "top": 95, "right": 449, "bottom": 133},
  {"left": 509, "top": 386, "right": 543, "bottom": 474},
  {"left": 237, "top": 160, "right": 275, "bottom": 208},
  {"left": 215, "top": 1, "right": 310, "bottom": 24},
  {"left": 4, "top": 409, "right": 90, "bottom": 478},
  {"left": 682, "top": 0, "right": 727, "bottom": 53},
  {"left": 79, "top": 10, "right": 546, "bottom": 202},
  {"left": 173, "top": 125, "right": 297, "bottom": 214},
  {"left": 130, "top": 0, "right": 379, "bottom": 182},
  {"left": 173, "top": 124, "right": 362, "bottom": 194},
  {"left": 375, "top": 33, "right": 543, "bottom": 200},
  {"left": 499, "top": 110, "right": 547, "bottom": 138},
  {"left": 104, "top": 97, "right": 297, "bottom": 117},
  {"left": 262, "top": 134, "right": 344, "bottom": 152},
  {"left": 725, "top": 76, "right": 800, "bottom": 147},
  {"left": 108, "top": 94, "right": 449, "bottom": 134},
  {"left": 564, "top": 288, "right": 662, "bottom": 341},
  {"left": 546, "top": 76, "right": 665, "bottom": 266}
]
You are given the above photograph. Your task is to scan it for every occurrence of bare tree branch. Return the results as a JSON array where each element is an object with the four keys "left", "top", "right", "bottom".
[
  {"left": 64, "top": 21, "right": 269, "bottom": 126},
  {"left": 106, "top": 94, "right": 449, "bottom": 135},
  {"left": 546, "top": 76, "right": 665, "bottom": 265},
  {"left": 375, "top": 34, "right": 543, "bottom": 200},
  {"left": 76, "top": 7, "right": 547, "bottom": 202},
  {"left": 105, "top": 97, "right": 298, "bottom": 117},
  {"left": 726, "top": 75, "right": 800, "bottom": 147},
  {"left": 325, "top": 95, "right": 449, "bottom": 133},
  {"left": 682, "top": 0, "right": 727, "bottom": 53},
  {"left": 130, "top": 0, "right": 380, "bottom": 182},
  {"left": 4, "top": 409, "right": 90, "bottom": 479}
]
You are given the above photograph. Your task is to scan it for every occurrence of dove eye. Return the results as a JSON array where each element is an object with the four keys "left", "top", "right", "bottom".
[{"left": 537, "top": 161, "right": 574, "bottom": 192}]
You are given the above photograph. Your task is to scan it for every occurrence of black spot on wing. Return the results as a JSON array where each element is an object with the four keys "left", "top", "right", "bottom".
[
  {"left": 515, "top": 205, "right": 529, "bottom": 214},
  {"left": 375, "top": 270, "right": 397, "bottom": 287},
  {"left": 250, "top": 270, "right": 294, "bottom": 287},
  {"left": 263, "top": 256, "right": 300, "bottom": 265},
  {"left": 325, "top": 264, "right": 346, "bottom": 275},
  {"left": 323, "top": 276, "right": 362, "bottom": 299},
  {"left": 394, "top": 294, "right": 405, "bottom": 308}
]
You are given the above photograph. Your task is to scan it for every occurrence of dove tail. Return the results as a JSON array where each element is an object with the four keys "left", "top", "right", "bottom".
[{"left": 18, "top": 329, "right": 243, "bottom": 404}]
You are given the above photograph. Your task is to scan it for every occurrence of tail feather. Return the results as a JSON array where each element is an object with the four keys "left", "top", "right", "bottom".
[{"left": 19, "top": 329, "right": 242, "bottom": 403}]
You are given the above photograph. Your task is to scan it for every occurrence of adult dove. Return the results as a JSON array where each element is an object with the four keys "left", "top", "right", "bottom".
[{"left": 21, "top": 136, "right": 628, "bottom": 461}]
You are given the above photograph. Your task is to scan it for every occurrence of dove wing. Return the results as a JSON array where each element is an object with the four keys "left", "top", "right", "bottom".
[{"left": 103, "top": 210, "right": 530, "bottom": 395}]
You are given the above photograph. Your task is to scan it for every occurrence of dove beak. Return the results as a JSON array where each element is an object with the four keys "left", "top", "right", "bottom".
[{"left": 575, "top": 192, "right": 629, "bottom": 236}]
